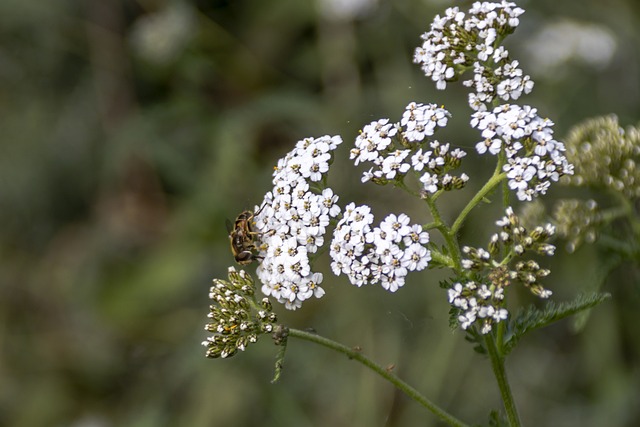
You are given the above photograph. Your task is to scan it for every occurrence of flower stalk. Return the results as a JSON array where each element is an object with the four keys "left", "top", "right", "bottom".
[
  {"left": 288, "top": 328, "right": 470, "bottom": 427},
  {"left": 452, "top": 169, "right": 506, "bottom": 236},
  {"left": 485, "top": 334, "right": 521, "bottom": 427}
]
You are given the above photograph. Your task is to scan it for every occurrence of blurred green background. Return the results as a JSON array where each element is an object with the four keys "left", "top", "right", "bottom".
[{"left": 1, "top": 0, "right": 640, "bottom": 426}]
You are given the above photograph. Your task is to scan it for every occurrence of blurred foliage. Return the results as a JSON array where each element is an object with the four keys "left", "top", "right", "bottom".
[{"left": 1, "top": 0, "right": 640, "bottom": 426}]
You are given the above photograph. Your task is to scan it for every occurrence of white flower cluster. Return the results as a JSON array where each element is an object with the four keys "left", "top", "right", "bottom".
[
  {"left": 414, "top": 1, "right": 530, "bottom": 110},
  {"left": 448, "top": 281, "right": 508, "bottom": 334},
  {"left": 413, "top": 2, "right": 573, "bottom": 201},
  {"left": 253, "top": 135, "right": 343, "bottom": 310},
  {"left": 330, "top": 203, "right": 431, "bottom": 292},
  {"left": 471, "top": 104, "right": 574, "bottom": 201},
  {"left": 350, "top": 102, "right": 469, "bottom": 195}
]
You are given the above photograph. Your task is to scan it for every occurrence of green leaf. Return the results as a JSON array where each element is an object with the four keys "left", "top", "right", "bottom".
[
  {"left": 572, "top": 254, "right": 621, "bottom": 332},
  {"left": 503, "top": 292, "right": 610, "bottom": 355},
  {"left": 465, "top": 327, "right": 487, "bottom": 355},
  {"left": 487, "top": 410, "right": 509, "bottom": 427}
]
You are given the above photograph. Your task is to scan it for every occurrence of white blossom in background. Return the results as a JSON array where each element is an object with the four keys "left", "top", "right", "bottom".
[
  {"left": 254, "top": 135, "right": 343, "bottom": 310},
  {"left": 330, "top": 204, "right": 431, "bottom": 293},
  {"left": 317, "top": 0, "right": 377, "bottom": 21},
  {"left": 130, "top": 3, "right": 194, "bottom": 64},
  {"left": 523, "top": 20, "right": 617, "bottom": 77}
]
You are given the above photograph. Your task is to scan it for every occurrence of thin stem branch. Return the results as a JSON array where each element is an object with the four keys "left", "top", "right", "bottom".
[
  {"left": 425, "top": 196, "right": 463, "bottom": 272},
  {"left": 500, "top": 147, "right": 510, "bottom": 211},
  {"left": 484, "top": 334, "right": 521, "bottom": 427},
  {"left": 288, "top": 328, "right": 470, "bottom": 427},
  {"left": 430, "top": 248, "right": 455, "bottom": 269},
  {"left": 451, "top": 169, "right": 506, "bottom": 235}
]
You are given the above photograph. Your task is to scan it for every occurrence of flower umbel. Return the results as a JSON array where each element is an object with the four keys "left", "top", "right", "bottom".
[
  {"left": 253, "top": 135, "right": 343, "bottom": 310},
  {"left": 448, "top": 280, "right": 508, "bottom": 335},
  {"left": 471, "top": 104, "right": 574, "bottom": 201},
  {"left": 330, "top": 204, "right": 431, "bottom": 292},
  {"left": 414, "top": 1, "right": 529, "bottom": 105},
  {"left": 415, "top": 3, "right": 574, "bottom": 202},
  {"left": 202, "top": 267, "right": 277, "bottom": 358},
  {"left": 447, "top": 207, "right": 556, "bottom": 334},
  {"left": 352, "top": 102, "right": 469, "bottom": 196}
]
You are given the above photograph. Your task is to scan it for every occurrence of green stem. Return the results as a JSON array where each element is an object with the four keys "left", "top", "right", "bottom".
[
  {"left": 288, "top": 328, "right": 470, "bottom": 427},
  {"left": 451, "top": 170, "right": 507, "bottom": 235},
  {"left": 597, "top": 234, "right": 638, "bottom": 258},
  {"left": 600, "top": 204, "right": 632, "bottom": 223},
  {"left": 500, "top": 148, "right": 510, "bottom": 211},
  {"left": 484, "top": 334, "right": 521, "bottom": 427},
  {"left": 430, "top": 248, "right": 455, "bottom": 269},
  {"left": 425, "top": 197, "right": 462, "bottom": 272},
  {"left": 423, "top": 221, "right": 439, "bottom": 231}
]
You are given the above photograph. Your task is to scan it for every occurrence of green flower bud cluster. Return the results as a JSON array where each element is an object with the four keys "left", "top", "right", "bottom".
[
  {"left": 553, "top": 199, "right": 601, "bottom": 253},
  {"left": 202, "top": 267, "right": 277, "bottom": 359},
  {"left": 564, "top": 115, "right": 640, "bottom": 199},
  {"left": 461, "top": 207, "right": 554, "bottom": 298}
]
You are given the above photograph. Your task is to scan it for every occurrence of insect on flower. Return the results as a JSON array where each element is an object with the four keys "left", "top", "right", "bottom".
[{"left": 227, "top": 204, "right": 267, "bottom": 265}]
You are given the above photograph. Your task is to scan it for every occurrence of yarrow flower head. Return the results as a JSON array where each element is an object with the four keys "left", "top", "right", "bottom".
[
  {"left": 412, "top": 3, "right": 572, "bottom": 202},
  {"left": 448, "top": 280, "right": 508, "bottom": 334},
  {"left": 414, "top": 1, "right": 530, "bottom": 109},
  {"left": 253, "top": 135, "right": 343, "bottom": 310},
  {"left": 470, "top": 104, "right": 574, "bottom": 201},
  {"left": 351, "top": 102, "right": 469, "bottom": 196},
  {"left": 330, "top": 203, "right": 431, "bottom": 293},
  {"left": 447, "top": 206, "right": 556, "bottom": 334},
  {"left": 202, "top": 267, "right": 278, "bottom": 358}
]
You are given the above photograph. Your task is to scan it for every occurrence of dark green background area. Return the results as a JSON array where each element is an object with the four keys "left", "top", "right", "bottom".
[{"left": 1, "top": 1, "right": 639, "bottom": 426}]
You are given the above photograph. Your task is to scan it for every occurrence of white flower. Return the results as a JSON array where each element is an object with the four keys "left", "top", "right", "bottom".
[
  {"left": 471, "top": 104, "right": 573, "bottom": 200},
  {"left": 403, "top": 224, "right": 430, "bottom": 246},
  {"left": 352, "top": 119, "right": 398, "bottom": 166},
  {"left": 459, "top": 311, "right": 477, "bottom": 330},
  {"left": 448, "top": 282, "right": 463, "bottom": 303},
  {"left": 303, "top": 152, "right": 330, "bottom": 181},
  {"left": 506, "top": 158, "right": 537, "bottom": 191},
  {"left": 411, "top": 148, "right": 431, "bottom": 171},
  {"left": 380, "top": 213, "right": 411, "bottom": 242},
  {"left": 402, "top": 243, "right": 431, "bottom": 271},
  {"left": 476, "top": 137, "right": 502, "bottom": 155},
  {"left": 381, "top": 150, "right": 411, "bottom": 179},
  {"left": 493, "top": 308, "right": 508, "bottom": 321},
  {"left": 420, "top": 172, "right": 439, "bottom": 193}
]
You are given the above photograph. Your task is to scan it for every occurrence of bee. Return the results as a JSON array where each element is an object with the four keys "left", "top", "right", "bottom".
[{"left": 227, "top": 204, "right": 266, "bottom": 265}]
